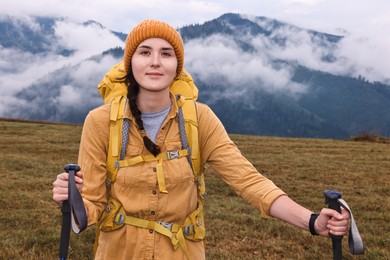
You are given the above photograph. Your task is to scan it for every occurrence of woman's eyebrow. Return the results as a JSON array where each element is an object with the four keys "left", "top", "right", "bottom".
[
  {"left": 161, "top": 47, "right": 174, "bottom": 51},
  {"left": 137, "top": 45, "right": 174, "bottom": 51},
  {"left": 137, "top": 45, "right": 152, "bottom": 49}
]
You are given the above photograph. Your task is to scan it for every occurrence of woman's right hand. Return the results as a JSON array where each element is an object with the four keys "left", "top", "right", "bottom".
[{"left": 52, "top": 171, "right": 84, "bottom": 207}]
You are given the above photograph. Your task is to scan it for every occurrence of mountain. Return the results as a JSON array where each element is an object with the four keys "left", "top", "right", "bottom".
[
  {"left": 0, "top": 16, "right": 58, "bottom": 54},
  {"left": 179, "top": 13, "right": 390, "bottom": 138},
  {"left": 0, "top": 15, "right": 124, "bottom": 122},
  {"left": 1, "top": 13, "right": 390, "bottom": 138}
]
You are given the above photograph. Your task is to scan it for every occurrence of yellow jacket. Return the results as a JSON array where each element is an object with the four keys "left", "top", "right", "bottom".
[{"left": 78, "top": 93, "right": 286, "bottom": 259}]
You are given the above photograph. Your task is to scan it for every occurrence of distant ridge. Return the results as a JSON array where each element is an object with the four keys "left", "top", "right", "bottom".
[{"left": 0, "top": 117, "right": 81, "bottom": 126}]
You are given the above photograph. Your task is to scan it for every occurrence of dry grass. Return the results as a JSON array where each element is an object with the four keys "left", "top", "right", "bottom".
[{"left": 0, "top": 119, "right": 389, "bottom": 259}]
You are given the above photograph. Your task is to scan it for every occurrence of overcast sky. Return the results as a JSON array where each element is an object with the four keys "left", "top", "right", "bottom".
[{"left": 1, "top": 0, "right": 389, "bottom": 36}]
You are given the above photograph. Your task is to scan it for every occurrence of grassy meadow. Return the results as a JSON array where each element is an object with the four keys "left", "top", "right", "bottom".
[{"left": 0, "top": 119, "right": 389, "bottom": 259}]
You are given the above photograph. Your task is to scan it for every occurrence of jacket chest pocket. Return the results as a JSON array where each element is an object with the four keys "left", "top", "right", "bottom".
[
  {"left": 163, "top": 141, "right": 195, "bottom": 184},
  {"left": 115, "top": 143, "right": 144, "bottom": 186},
  {"left": 164, "top": 157, "right": 194, "bottom": 184}
]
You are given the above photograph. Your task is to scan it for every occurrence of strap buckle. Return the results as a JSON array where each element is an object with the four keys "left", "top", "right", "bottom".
[
  {"left": 166, "top": 150, "right": 180, "bottom": 160},
  {"left": 114, "top": 212, "right": 125, "bottom": 225},
  {"left": 157, "top": 221, "right": 173, "bottom": 231},
  {"left": 114, "top": 161, "right": 120, "bottom": 169},
  {"left": 184, "top": 224, "right": 194, "bottom": 236}
]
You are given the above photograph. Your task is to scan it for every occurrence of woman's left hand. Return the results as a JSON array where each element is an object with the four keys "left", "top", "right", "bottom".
[{"left": 315, "top": 207, "right": 350, "bottom": 237}]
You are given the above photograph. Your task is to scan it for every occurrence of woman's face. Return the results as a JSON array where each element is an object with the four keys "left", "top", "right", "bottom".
[{"left": 131, "top": 38, "right": 178, "bottom": 94}]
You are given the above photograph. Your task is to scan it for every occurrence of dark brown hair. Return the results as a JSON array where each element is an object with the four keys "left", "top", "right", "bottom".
[{"left": 126, "top": 68, "right": 161, "bottom": 156}]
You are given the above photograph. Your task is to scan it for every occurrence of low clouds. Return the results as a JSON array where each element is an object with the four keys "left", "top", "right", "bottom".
[
  {"left": 183, "top": 13, "right": 390, "bottom": 108},
  {"left": 0, "top": 17, "right": 123, "bottom": 119},
  {"left": 0, "top": 17, "right": 123, "bottom": 91},
  {"left": 54, "top": 20, "right": 123, "bottom": 57},
  {"left": 185, "top": 34, "right": 306, "bottom": 97},
  {"left": 335, "top": 35, "right": 390, "bottom": 83},
  {"left": 4, "top": 55, "right": 121, "bottom": 122},
  {"left": 54, "top": 56, "right": 121, "bottom": 119}
]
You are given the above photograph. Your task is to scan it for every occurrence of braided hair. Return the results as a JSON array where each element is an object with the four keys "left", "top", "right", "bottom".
[{"left": 126, "top": 68, "right": 161, "bottom": 156}]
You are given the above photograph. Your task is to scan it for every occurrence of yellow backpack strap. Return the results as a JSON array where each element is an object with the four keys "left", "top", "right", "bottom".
[
  {"left": 106, "top": 95, "right": 128, "bottom": 186},
  {"left": 95, "top": 95, "right": 128, "bottom": 255},
  {"left": 113, "top": 213, "right": 190, "bottom": 259},
  {"left": 176, "top": 95, "right": 205, "bottom": 195},
  {"left": 177, "top": 95, "right": 207, "bottom": 243}
]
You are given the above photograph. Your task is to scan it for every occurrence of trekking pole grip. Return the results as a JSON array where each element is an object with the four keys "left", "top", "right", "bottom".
[
  {"left": 324, "top": 190, "right": 343, "bottom": 260},
  {"left": 59, "top": 164, "right": 81, "bottom": 260},
  {"left": 64, "top": 164, "right": 87, "bottom": 233},
  {"left": 62, "top": 164, "right": 80, "bottom": 211},
  {"left": 63, "top": 164, "right": 81, "bottom": 214}
]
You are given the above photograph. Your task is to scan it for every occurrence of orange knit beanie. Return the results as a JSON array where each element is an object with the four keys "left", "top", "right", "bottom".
[{"left": 123, "top": 19, "right": 184, "bottom": 78}]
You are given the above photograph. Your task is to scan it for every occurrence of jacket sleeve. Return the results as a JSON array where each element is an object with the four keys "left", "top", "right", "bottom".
[
  {"left": 197, "top": 103, "right": 286, "bottom": 218},
  {"left": 78, "top": 105, "right": 110, "bottom": 226}
]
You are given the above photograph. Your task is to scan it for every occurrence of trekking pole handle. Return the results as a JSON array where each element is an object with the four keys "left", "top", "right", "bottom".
[
  {"left": 324, "top": 190, "right": 343, "bottom": 260},
  {"left": 61, "top": 164, "right": 81, "bottom": 216},
  {"left": 62, "top": 164, "right": 81, "bottom": 215},
  {"left": 59, "top": 164, "right": 81, "bottom": 260},
  {"left": 64, "top": 164, "right": 81, "bottom": 175}
]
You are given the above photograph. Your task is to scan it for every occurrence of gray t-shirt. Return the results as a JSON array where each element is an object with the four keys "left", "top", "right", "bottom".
[{"left": 141, "top": 103, "right": 172, "bottom": 143}]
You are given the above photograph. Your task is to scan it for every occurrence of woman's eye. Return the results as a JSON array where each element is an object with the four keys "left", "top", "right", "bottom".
[
  {"left": 140, "top": 50, "right": 150, "bottom": 56},
  {"left": 162, "top": 51, "right": 174, "bottom": 57}
]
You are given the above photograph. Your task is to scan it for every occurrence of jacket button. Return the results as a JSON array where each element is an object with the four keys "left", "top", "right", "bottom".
[
  {"left": 151, "top": 211, "right": 155, "bottom": 215},
  {"left": 149, "top": 229, "right": 153, "bottom": 233},
  {"left": 152, "top": 190, "right": 157, "bottom": 195},
  {"left": 153, "top": 167, "right": 157, "bottom": 172}
]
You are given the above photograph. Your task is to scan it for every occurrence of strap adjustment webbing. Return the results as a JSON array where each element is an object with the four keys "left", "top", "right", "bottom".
[
  {"left": 115, "top": 213, "right": 190, "bottom": 259},
  {"left": 114, "top": 149, "right": 190, "bottom": 193},
  {"left": 115, "top": 149, "right": 190, "bottom": 168}
]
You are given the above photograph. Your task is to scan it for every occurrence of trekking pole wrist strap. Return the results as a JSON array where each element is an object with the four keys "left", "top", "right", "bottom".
[{"left": 337, "top": 198, "right": 364, "bottom": 255}]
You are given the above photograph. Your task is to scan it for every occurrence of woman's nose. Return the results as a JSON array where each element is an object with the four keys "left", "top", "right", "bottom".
[{"left": 150, "top": 53, "right": 161, "bottom": 67}]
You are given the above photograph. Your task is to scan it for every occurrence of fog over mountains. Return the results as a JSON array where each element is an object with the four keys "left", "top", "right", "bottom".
[{"left": 1, "top": 13, "right": 390, "bottom": 138}]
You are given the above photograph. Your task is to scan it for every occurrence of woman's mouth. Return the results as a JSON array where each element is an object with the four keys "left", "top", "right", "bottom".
[{"left": 146, "top": 72, "right": 163, "bottom": 76}]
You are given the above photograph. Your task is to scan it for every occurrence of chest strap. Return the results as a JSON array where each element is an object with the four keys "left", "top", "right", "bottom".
[{"left": 115, "top": 149, "right": 190, "bottom": 193}]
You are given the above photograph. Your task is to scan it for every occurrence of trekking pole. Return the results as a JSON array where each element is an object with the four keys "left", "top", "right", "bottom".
[
  {"left": 323, "top": 190, "right": 343, "bottom": 260},
  {"left": 59, "top": 164, "right": 87, "bottom": 260}
]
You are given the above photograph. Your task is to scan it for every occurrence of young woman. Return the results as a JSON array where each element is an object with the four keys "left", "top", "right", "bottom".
[{"left": 53, "top": 20, "right": 349, "bottom": 259}]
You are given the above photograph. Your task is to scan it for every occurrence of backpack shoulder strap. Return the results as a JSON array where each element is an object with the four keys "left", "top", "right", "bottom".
[
  {"left": 176, "top": 95, "right": 205, "bottom": 199},
  {"left": 95, "top": 95, "right": 128, "bottom": 255},
  {"left": 106, "top": 95, "right": 127, "bottom": 185}
]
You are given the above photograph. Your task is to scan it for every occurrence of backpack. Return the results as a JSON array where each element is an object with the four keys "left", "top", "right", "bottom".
[{"left": 95, "top": 61, "right": 206, "bottom": 257}]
